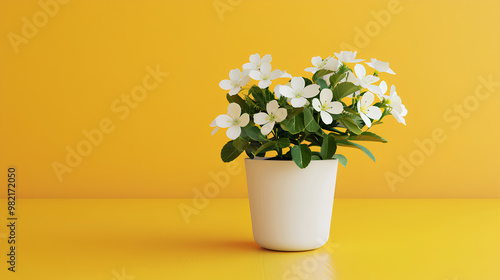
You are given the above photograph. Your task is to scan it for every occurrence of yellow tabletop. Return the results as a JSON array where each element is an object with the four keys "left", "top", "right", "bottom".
[{"left": 0, "top": 199, "right": 499, "bottom": 280}]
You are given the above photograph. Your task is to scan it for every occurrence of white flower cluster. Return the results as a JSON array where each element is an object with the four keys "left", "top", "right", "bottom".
[{"left": 212, "top": 51, "right": 407, "bottom": 140}]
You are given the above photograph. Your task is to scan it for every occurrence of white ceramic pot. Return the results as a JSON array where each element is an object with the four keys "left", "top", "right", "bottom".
[{"left": 245, "top": 158, "right": 338, "bottom": 251}]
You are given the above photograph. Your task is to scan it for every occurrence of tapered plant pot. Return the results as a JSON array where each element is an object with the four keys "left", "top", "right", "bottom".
[{"left": 244, "top": 158, "right": 338, "bottom": 251}]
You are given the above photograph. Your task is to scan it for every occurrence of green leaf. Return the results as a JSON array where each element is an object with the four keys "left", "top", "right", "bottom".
[
  {"left": 312, "top": 69, "right": 334, "bottom": 83},
  {"left": 332, "top": 154, "right": 347, "bottom": 167},
  {"left": 281, "top": 112, "right": 305, "bottom": 134},
  {"left": 317, "top": 78, "right": 328, "bottom": 90},
  {"left": 221, "top": 141, "right": 243, "bottom": 162},
  {"left": 336, "top": 139, "right": 376, "bottom": 162},
  {"left": 242, "top": 126, "right": 267, "bottom": 141},
  {"left": 245, "top": 149, "right": 255, "bottom": 159},
  {"left": 226, "top": 94, "right": 247, "bottom": 111},
  {"left": 333, "top": 82, "right": 361, "bottom": 101},
  {"left": 339, "top": 117, "right": 363, "bottom": 135},
  {"left": 232, "top": 137, "right": 250, "bottom": 151},
  {"left": 249, "top": 86, "right": 266, "bottom": 109},
  {"left": 311, "top": 155, "right": 322, "bottom": 160},
  {"left": 321, "top": 134, "right": 337, "bottom": 159},
  {"left": 291, "top": 144, "right": 312, "bottom": 169},
  {"left": 287, "top": 107, "right": 304, "bottom": 120},
  {"left": 348, "top": 131, "right": 388, "bottom": 143},
  {"left": 303, "top": 107, "right": 321, "bottom": 132},
  {"left": 254, "top": 141, "right": 276, "bottom": 156},
  {"left": 329, "top": 72, "right": 346, "bottom": 87},
  {"left": 276, "top": 138, "right": 291, "bottom": 148}
]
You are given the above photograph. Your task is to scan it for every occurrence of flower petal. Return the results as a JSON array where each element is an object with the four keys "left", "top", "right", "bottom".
[
  {"left": 325, "top": 58, "right": 339, "bottom": 71},
  {"left": 311, "top": 56, "right": 322, "bottom": 67},
  {"left": 210, "top": 119, "right": 217, "bottom": 127},
  {"left": 360, "top": 112, "right": 372, "bottom": 128},
  {"left": 274, "top": 84, "right": 282, "bottom": 98},
  {"left": 312, "top": 98, "right": 322, "bottom": 112},
  {"left": 291, "top": 77, "right": 305, "bottom": 91},
  {"left": 305, "top": 67, "right": 318, "bottom": 73},
  {"left": 364, "top": 75, "right": 380, "bottom": 85},
  {"left": 259, "top": 63, "right": 271, "bottom": 74},
  {"left": 228, "top": 87, "right": 241, "bottom": 96},
  {"left": 387, "top": 67, "right": 396, "bottom": 75},
  {"left": 261, "top": 121, "right": 275, "bottom": 135},
  {"left": 215, "top": 114, "right": 232, "bottom": 128},
  {"left": 275, "top": 108, "right": 287, "bottom": 122},
  {"left": 266, "top": 100, "right": 279, "bottom": 114},
  {"left": 291, "top": 97, "right": 307, "bottom": 108},
  {"left": 366, "top": 106, "right": 382, "bottom": 120},
  {"left": 227, "top": 103, "right": 241, "bottom": 119},
  {"left": 219, "top": 80, "right": 233, "bottom": 90},
  {"left": 243, "top": 62, "right": 257, "bottom": 70},
  {"left": 302, "top": 84, "right": 320, "bottom": 98},
  {"left": 249, "top": 70, "right": 263, "bottom": 81},
  {"left": 379, "top": 81, "right": 387, "bottom": 95},
  {"left": 367, "top": 85, "right": 382, "bottom": 95},
  {"left": 320, "top": 88, "right": 333, "bottom": 103},
  {"left": 253, "top": 112, "right": 269, "bottom": 125},
  {"left": 258, "top": 80, "right": 272, "bottom": 89},
  {"left": 239, "top": 113, "right": 249, "bottom": 127},
  {"left": 211, "top": 126, "right": 219, "bottom": 135},
  {"left": 239, "top": 75, "right": 251, "bottom": 86},
  {"left": 269, "top": 69, "right": 281, "bottom": 80},
  {"left": 249, "top": 53, "right": 260, "bottom": 64},
  {"left": 361, "top": 92, "right": 375, "bottom": 107},
  {"left": 320, "top": 111, "right": 333, "bottom": 125},
  {"left": 226, "top": 125, "right": 241, "bottom": 140},
  {"left": 391, "top": 110, "right": 406, "bottom": 125},
  {"left": 280, "top": 70, "right": 292, "bottom": 78},
  {"left": 326, "top": 101, "right": 343, "bottom": 114},
  {"left": 354, "top": 64, "right": 366, "bottom": 78},
  {"left": 278, "top": 85, "right": 295, "bottom": 98},
  {"left": 229, "top": 69, "right": 241, "bottom": 81},
  {"left": 261, "top": 54, "right": 272, "bottom": 64}
]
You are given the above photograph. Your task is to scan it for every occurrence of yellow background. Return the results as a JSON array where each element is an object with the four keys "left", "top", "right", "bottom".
[{"left": 1, "top": 0, "right": 499, "bottom": 199}]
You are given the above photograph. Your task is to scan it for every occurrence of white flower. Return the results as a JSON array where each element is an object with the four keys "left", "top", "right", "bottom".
[
  {"left": 243, "top": 53, "right": 272, "bottom": 70},
  {"left": 279, "top": 70, "right": 292, "bottom": 78},
  {"left": 357, "top": 92, "right": 382, "bottom": 128},
  {"left": 312, "top": 89, "right": 343, "bottom": 125},
  {"left": 343, "top": 72, "right": 361, "bottom": 98},
  {"left": 215, "top": 103, "right": 250, "bottom": 139},
  {"left": 279, "top": 77, "right": 320, "bottom": 108},
  {"left": 209, "top": 118, "right": 219, "bottom": 135},
  {"left": 249, "top": 63, "right": 282, "bottom": 89},
  {"left": 305, "top": 56, "right": 339, "bottom": 73},
  {"left": 274, "top": 84, "right": 283, "bottom": 98},
  {"left": 353, "top": 64, "right": 382, "bottom": 95},
  {"left": 219, "top": 69, "right": 251, "bottom": 96},
  {"left": 383, "top": 85, "right": 407, "bottom": 125},
  {"left": 335, "top": 51, "right": 364, "bottom": 64},
  {"left": 366, "top": 58, "right": 395, "bottom": 75},
  {"left": 253, "top": 100, "right": 287, "bottom": 135}
]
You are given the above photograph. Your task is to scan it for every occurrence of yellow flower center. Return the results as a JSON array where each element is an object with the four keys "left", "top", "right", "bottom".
[{"left": 360, "top": 105, "right": 369, "bottom": 114}]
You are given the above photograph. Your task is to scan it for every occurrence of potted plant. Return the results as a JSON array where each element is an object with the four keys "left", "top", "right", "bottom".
[{"left": 211, "top": 51, "right": 407, "bottom": 251}]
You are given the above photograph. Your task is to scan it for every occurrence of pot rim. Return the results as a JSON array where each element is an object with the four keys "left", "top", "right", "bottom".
[{"left": 244, "top": 157, "right": 339, "bottom": 161}]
